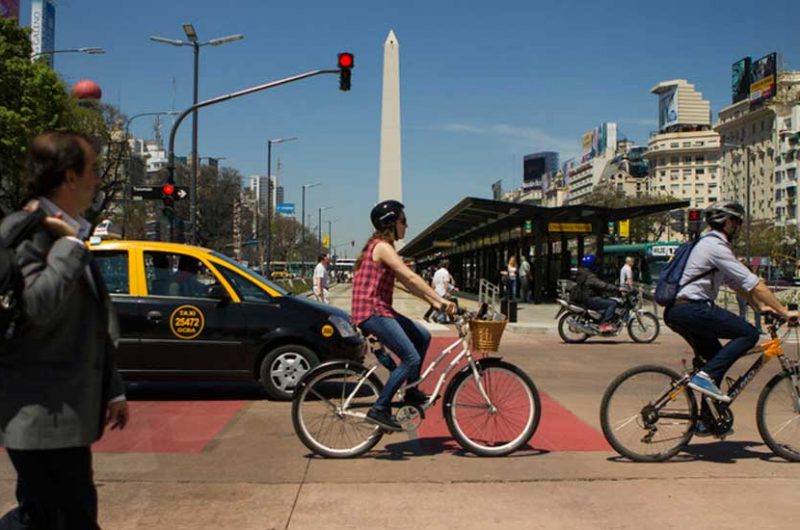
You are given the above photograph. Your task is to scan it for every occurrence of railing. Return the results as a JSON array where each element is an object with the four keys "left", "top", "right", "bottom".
[{"left": 478, "top": 278, "right": 502, "bottom": 315}]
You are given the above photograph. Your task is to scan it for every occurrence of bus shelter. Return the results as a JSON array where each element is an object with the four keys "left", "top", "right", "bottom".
[{"left": 400, "top": 197, "right": 689, "bottom": 304}]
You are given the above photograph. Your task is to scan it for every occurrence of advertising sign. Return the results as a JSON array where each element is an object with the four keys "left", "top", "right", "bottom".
[
  {"left": 30, "top": 0, "right": 56, "bottom": 67},
  {"left": 731, "top": 57, "right": 751, "bottom": 104},
  {"left": 619, "top": 219, "right": 630, "bottom": 238},
  {"left": 276, "top": 202, "right": 295, "bottom": 215},
  {"left": 581, "top": 130, "right": 594, "bottom": 156},
  {"left": 658, "top": 87, "right": 679, "bottom": 131},
  {"left": 750, "top": 52, "right": 777, "bottom": 104},
  {"left": 548, "top": 222, "right": 592, "bottom": 233},
  {"left": 0, "top": 0, "right": 19, "bottom": 20}
]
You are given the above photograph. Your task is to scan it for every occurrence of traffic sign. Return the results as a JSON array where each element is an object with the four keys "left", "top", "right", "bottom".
[
  {"left": 276, "top": 202, "right": 295, "bottom": 215},
  {"left": 132, "top": 185, "right": 189, "bottom": 201}
]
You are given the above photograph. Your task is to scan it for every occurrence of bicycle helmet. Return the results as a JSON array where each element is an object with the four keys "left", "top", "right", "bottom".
[
  {"left": 580, "top": 255, "right": 598, "bottom": 271},
  {"left": 370, "top": 200, "right": 405, "bottom": 230},
  {"left": 705, "top": 201, "right": 745, "bottom": 228}
]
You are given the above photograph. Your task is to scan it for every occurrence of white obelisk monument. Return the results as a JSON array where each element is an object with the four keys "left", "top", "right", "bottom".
[{"left": 379, "top": 30, "right": 402, "bottom": 203}]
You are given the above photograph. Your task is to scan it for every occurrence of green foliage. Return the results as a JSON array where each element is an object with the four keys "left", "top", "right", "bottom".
[{"left": 581, "top": 185, "right": 680, "bottom": 242}]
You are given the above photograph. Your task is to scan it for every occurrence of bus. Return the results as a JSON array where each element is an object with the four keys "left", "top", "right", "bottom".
[{"left": 602, "top": 241, "right": 681, "bottom": 285}]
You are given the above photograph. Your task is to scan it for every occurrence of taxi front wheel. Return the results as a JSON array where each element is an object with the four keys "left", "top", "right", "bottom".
[{"left": 260, "top": 345, "right": 320, "bottom": 400}]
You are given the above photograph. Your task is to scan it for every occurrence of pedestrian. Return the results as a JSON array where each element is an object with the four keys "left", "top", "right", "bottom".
[
  {"left": 424, "top": 259, "right": 459, "bottom": 322},
  {"left": 519, "top": 256, "right": 531, "bottom": 302},
  {"left": 0, "top": 131, "right": 130, "bottom": 530},
  {"left": 736, "top": 258, "right": 764, "bottom": 334},
  {"left": 501, "top": 256, "right": 518, "bottom": 301},
  {"left": 619, "top": 256, "right": 635, "bottom": 290},
  {"left": 313, "top": 254, "right": 330, "bottom": 304}
]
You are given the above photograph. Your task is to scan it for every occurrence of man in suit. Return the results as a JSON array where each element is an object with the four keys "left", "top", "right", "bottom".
[{"left": 0, "top": 132, "right": 130, "bottom": 530}]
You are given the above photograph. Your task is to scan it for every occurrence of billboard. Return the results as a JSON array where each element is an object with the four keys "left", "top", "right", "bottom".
[
  {"left": 276, "top": 202, "right": 295, "bottom": 216},
  {"left": 581, "top": 130, "right": 594, "bottom": 156},
  {"left": 731, "top": 57, "right": 751, "bottom": 104},
  {"left": 750, "top": 52, "right": 777, "bottom": 104},
  {"left": 30, "top": 0, "right": 56, "bottom": 67},
  {"left": 0, "top": 0, "right": 19, "bottom": 20},
  {"left": 658, "top": 87, "right": 679, "bottom": 131}
]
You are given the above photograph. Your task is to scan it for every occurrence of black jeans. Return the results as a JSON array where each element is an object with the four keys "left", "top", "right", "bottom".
[
  {"left": 585, "top": 297, "right": 617, "bottom": 323},
  {"left": 665, "top": 301, "right": 759, "bottom": 383},
  {"left": 2, "top": 447, "right": 99, "bottom": 530}
]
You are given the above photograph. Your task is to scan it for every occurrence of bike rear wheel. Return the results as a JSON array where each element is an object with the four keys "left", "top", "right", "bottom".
[
  {"left": 757, "top": 370, "right": 800, "bottom": 462},
  {"left": 444, "top": 360, "right": 540, "bottom": 456},
  {"left": 600, "top": 365, "right": 697, "bottom": 462},
  {"left": 292, "top": 362, "right": 384, "bottom": 458},
  {"left": 558, "top": 313, "right": 589, "bottom": 343}
]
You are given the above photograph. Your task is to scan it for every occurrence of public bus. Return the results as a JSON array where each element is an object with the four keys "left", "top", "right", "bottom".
[{"left": 602, "top": 241, "right": 681, "bottom": 285}]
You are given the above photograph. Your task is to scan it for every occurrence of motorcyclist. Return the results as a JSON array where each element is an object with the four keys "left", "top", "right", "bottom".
[{"left": 573, "top": 255, "right": 623, "bottom": 333}]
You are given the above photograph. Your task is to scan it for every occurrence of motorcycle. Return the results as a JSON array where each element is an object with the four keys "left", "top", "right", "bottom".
[{"left": 554, "top": 289, "right": 660, "bottom": 343}]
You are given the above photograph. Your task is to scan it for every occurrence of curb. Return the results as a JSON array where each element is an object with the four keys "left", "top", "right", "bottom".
[{"left": 506, "top": 323, "right": 553, "bottom": 335}]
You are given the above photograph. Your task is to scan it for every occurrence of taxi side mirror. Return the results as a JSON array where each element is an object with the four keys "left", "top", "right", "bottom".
[{"left": 208, "top": 284, "right": 231, "bottom": 303}]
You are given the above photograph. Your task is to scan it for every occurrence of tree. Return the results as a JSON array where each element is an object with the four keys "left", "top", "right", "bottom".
[
  {"left": 195, "top": 165, "right": 243, "bottom": 251},
  {"left": 581, "top": 184, "right": 680, "bottom": 242}
]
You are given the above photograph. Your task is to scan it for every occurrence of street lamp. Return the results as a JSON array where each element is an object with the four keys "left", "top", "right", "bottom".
[
  {"left": 301, "top": 182, "right": 321, "bottom": 276},
  {"left": 122, "top": 111, "right": 179, "bottom": 238},
  {"left": 722, "top": 140, "right": 752, "bottom": 261},
  {"left": 150, "top": 25, "right": 244, "bottom": 245},
  {"left": 318, "top": 206, "right": 333, "bottom": 256},
  {"left": 266, "top": 137, "right": 297, "bottom": 270},
  {"left": 30, "top": 47, "right": 105, "bottom": 59}
]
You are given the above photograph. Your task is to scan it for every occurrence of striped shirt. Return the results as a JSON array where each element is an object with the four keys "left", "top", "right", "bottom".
[{"left": 351, "top": 238, "right": 396, "bottom": 325}]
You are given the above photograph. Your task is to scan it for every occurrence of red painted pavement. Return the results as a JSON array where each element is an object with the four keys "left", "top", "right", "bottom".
[
  {"left": 415, "top": 337, "right": 611, "bottom": 452},
  {"left": 93, "top": 401, "right": 247, "bottom": 453}
]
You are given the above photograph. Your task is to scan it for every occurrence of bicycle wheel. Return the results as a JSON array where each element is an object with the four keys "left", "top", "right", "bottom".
[
  {"left": 757, "top": 370, "right": 800, "bottom": 462},
  {"left": 292, "top": 362, "right": 384, "bottom": 458},
  {"left": 600, "top": 365, "right": 697, "bottom": 462},
  {"left": 444, "top": 359, "right": 540, "bottom": 456},
  {"left": 558, "top": 313, "right": 589, "bottom": 343},
  {"left": 627, "top": 312, "right": 660, "bottom": 344}
]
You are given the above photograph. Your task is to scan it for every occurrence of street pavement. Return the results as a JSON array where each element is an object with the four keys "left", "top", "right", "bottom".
[{"left": 1, "top": 284, "right": 798, "bottom": 529}]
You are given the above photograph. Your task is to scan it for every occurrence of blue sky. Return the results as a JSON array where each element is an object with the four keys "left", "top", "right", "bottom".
[{"left": 18, "top": 0, "right": 800, "bottom": 252}]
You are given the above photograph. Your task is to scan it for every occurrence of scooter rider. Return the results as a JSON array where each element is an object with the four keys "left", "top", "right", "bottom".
[
  {"left": 664, "top": 201, "right": 797, "bottom": 403},
  {"left": 573, "top": 255, "right": 623, "bottom": 333}
]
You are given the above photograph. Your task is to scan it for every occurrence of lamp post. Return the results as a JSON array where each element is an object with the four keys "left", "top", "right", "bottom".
[
  {"left": 30, "top": 47, "right": 105, "bottom": 59},
  {"left": 266, "top": 137, "right": 297, "bottom": 271},
  {"left": 301, "top": 182, "right": 321, "bottom": 276},
  {"left": 723, "top": 141, "right": 752, "bottom": 261},
  {"left": 150, "top": 26, "right": 244, "bottom": 245},
  {"left": 122, "top": 111, "right": 179, "bottom": 238},
  {"left": 318, "top": 206, "right": 333, "bottom": 256}
]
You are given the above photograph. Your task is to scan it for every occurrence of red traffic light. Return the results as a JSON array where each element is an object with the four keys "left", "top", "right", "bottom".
[
  {"left": 688, "top": 209, "right": 702, "bottom": 221},
  {"left": 162, "top": 184, "right": 175, "bottom": 196},
  {"left": 338, "top": 52, "right": 354, "bottom": 69}
]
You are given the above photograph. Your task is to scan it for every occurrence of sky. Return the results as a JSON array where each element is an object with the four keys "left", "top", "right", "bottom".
[{"left": 17, "top": 0, "right": 800, "bottom": 254}]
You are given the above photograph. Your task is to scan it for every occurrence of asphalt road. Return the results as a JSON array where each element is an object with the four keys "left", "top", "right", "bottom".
[{"left": 2, "top": 328, "right": 798, "bottom": 529}]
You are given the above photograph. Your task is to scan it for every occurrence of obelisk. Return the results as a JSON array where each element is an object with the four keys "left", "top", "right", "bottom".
[{"left": 379, "top": 30, "right": 402, "bottom": 203}]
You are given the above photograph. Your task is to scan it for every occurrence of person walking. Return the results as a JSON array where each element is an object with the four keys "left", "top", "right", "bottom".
[
  {"left": 0, "top": 132, "right": 129, "bottom": 530},
  {"left": 619, "top": 256, "right": 635, "bottom": 290},
  {"left": 423, "top": 259, "right": 459, "bottom": 322},
  {"left": 519, "top": 256, "right": 531, "bottom": 302},
  {"left": 313, "top": 254, "right": 330, "bottom": 304},
  {"left": 501, "top": 256, "right": 518, "bottom": 301}
]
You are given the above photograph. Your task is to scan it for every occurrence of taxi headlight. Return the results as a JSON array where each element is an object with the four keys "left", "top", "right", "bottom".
[{"left": 328, "top": 315, "right": 357, "bottom": 338}]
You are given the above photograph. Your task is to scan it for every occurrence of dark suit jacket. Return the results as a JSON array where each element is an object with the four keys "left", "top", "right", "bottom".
[{"left": 0, "top": 211, "right": 124, "bottom": 450}]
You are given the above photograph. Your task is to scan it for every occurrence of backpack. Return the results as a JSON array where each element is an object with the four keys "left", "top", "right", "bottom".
[
  {"left": 0, "top": 208, "right": 46, "bottom": 340},
  {"left": 654, "top": 235, "right": 716, "bottom": 307}
]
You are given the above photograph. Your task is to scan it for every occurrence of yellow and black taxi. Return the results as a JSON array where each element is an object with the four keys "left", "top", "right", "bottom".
[{"left": 88, "top": 240, "right": 363, "bottom": 399}]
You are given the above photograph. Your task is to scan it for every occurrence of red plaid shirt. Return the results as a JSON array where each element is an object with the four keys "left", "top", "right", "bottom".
[{"left": 351, "top": 238, "right": 396, "bottom": 325}]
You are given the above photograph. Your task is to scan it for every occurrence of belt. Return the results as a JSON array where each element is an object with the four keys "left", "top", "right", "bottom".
[{"left": 673, "top": 298, "right": 710, "bottom": 305}]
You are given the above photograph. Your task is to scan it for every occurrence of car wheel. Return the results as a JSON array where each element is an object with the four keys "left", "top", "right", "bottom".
[{"left": 260, "top": 345, "right": 320, "bottom": 400}]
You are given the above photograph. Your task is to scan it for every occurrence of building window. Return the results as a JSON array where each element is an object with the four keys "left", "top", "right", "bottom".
[
  {"left": 670, "top": 142, "right": 679, "bottom": 148},
  {"left": 660, "top": 170, "right": 666, "bottom": 177},
  {"left": 683, "top": 142, "right": 691, "bottom": 147},
  {"left": 683, "top": 169, "right": 692, "bottom": 176},
  {"left": 696, "top": 156, "right": 705, "bottom": 163},
  {"left": 696, "top": 168, "right": 705, "bottom": 175}
]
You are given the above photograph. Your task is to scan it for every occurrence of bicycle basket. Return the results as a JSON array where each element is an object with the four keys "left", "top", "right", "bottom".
[{"left": 469, "top": 319, "right": 508, "bottom": 352}]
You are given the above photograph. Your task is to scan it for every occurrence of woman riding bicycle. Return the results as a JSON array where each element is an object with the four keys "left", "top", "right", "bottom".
[{"left": 351, "top": 200, "right": 456, "bottom": 432}]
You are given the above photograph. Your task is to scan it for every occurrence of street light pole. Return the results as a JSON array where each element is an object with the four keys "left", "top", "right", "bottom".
[
  {"left": 301, "top": 182, "right": 320, "bottom": 276},
  {"left": 745, "top": 145, "right": 751, "bottom": 262},
  {"left": 150, "top": 26, "right": 244, "bottom": 245},
  {"left": 265, "top": 137, "right": 297, "bottom": 272},
  {"left": 30, "top": 47, "right": 105, "bottom": 59}
]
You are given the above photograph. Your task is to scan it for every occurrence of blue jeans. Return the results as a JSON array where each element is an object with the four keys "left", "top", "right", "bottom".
[
  {"left": 360, "top": 314, "right": 432, "bottom": 411},
  {"left": 506, "top": 279, "right": 518, "bottom": 300},
  {"left": 586, "top": 297, "right": 617, "bottom": 323},
  {"left": 665, "top": 301, "right": 759, "bottom": 383}
]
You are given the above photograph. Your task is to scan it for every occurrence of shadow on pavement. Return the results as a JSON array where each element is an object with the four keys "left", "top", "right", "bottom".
[
  {"left": 364, "top": 437, "right": 549, "bottom": 461},
  {"left": 606, "top": 440, "right": 789, "bottom": 464},
  {"left": 124, "top": 381, "right": 269, "bottom": 401}
]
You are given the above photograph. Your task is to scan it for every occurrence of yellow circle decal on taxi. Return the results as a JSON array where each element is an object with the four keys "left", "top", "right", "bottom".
[
  {"left": 169, "top": 305, "right": 205, "bottom": 340},
  {"left": 321, "top": 324, "right": 335, "bottom": 338}
]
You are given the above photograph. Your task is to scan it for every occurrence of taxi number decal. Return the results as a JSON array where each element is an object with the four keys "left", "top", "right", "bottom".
[{"left": 169, "top": 305, "right": 205, "bottom": 340}]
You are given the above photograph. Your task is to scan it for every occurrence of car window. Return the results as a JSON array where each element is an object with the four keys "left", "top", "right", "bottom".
[
  {"left": 144, "top": 251, "right": 222, "bottom": 298},
  {"left": 93, "top": 251, "right": 130, "bottom": 294},
  {"left": 217, "top": 266, "right": 273, "bottom": 303},
  {"left": 211, "top": 252, "right": 288, "bottom": 295}
]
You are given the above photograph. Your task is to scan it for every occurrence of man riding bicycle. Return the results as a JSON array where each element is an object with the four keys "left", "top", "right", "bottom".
[
  {"left": 573, "top": 255, "right": 624, "bottom": 333},
  {"left": 664, "top": 201, "right": 797, "bottom": 405}
]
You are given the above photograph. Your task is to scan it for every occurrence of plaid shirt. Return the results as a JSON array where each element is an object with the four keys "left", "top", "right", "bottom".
[{"left": 351, "top": 238, "right": 396, "bottom": 325}]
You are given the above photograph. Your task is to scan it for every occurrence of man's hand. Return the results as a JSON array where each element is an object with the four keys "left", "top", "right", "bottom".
[
  {"left": 106, "top": 400, "right": 130, "bottom": 430},
  {"left": 23, "top": 200, "right": 78, "bottom": 238},
  {"left": 441, "top": 300, "right": 457, "bottom": 315}
]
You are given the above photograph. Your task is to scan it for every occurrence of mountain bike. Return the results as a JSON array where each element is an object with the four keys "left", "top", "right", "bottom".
[
  {"left": 600, "top": 314, "right": 800, "bottom": 462},
  {"left": 291, "top": 308, "right": 541, "bottom": 458}
]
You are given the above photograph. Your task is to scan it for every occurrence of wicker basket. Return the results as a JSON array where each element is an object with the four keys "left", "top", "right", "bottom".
[{"left": 469, "top": 319, "right": 508, "bottom": 352}]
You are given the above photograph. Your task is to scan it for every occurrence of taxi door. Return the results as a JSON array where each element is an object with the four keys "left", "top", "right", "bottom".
[{"left": 135, "top": 250, "right": 249, "bottom": 376}]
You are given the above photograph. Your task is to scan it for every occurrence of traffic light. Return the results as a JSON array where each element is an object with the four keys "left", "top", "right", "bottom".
[
  {"left": 669, "top": 209, "right": 686, "bottom": 233},
  {"left": 161, "top": 184, "right": 176, "bottom": 220},
  {"left": 687, "top": 208, "right": 704, "bottom": 236},
  {"left": 338, "top": 52, "right": 353, "bottom": 91}
]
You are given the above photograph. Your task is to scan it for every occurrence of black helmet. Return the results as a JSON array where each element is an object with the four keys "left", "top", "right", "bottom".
[
  {"left": 370, "top": 200, "right": 405, "bottom": 230},
  {"left": 705, "top": 201, "right": 745, "bottom": 227}
]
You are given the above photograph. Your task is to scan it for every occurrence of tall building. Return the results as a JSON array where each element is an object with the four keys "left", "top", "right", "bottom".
[
  {"left": 715, "top": 69, "right": 800, "bottom": 224},
  {"left": 248, "top": 175, "right": 278, "bottom": 214},
  {"left": 567, "top": 123, "right": 618, "bottom": 204},
  {"left": 775, "top": 104, "right": 800, "bottom": 226},
  {"left": 645, "top": 80, "right": 721, "bottom": 209},
  {"left": 600, "top": 142, "right": 649, "bottom": 198}
]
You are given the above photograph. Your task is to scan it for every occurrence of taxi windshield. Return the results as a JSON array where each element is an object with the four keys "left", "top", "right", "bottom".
[{"left": 211, "top": 252, "right": 289, "bottom": 296}]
